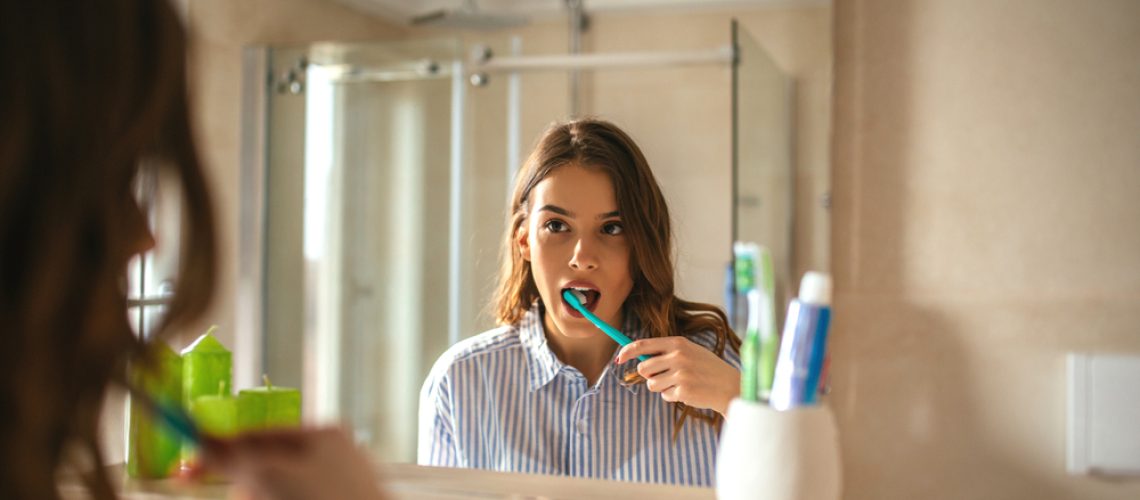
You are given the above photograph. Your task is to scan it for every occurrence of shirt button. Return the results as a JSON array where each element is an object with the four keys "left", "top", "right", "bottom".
[{"left": 576, "top": 419, "right": 588, "bottom": 435}]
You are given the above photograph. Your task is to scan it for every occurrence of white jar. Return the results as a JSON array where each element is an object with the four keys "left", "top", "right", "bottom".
[{"left": 716, "top": 399, "right": 842, "bottom": 500}]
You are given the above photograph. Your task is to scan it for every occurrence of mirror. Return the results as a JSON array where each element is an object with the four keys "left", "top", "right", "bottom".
[{"left": 245, "top": 3, "right": 831, "bottom": 472}]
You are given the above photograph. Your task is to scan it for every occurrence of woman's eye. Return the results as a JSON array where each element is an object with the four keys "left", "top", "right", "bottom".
[
  {"left": 602, "top": 222, "right": 624, "bottom": 236},
  {"left": 544, "top": 220, "right": 569, "bottom": 233}
]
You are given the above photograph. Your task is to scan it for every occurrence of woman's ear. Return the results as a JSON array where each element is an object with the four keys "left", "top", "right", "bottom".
[{"left": 516, "top": 224, "right": 531, "bottom": 262}]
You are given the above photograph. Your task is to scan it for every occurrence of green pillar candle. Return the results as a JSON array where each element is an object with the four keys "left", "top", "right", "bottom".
[
  {"left": 237, "top": 375, "right": 301, "bottom": 431},
  {"left": 126, "top": 343, "right": 182, "bottom": 478},
  {"left": 181, "top": 327, "right": 231, "bottom": 461},
  {"left": 181, "top": 326, "right": 232, "bottom": 411}
]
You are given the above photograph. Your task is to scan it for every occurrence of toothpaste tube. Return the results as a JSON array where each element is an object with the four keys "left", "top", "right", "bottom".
[{"left": 769, "top": 272, "right": 832, "bottom": 410}]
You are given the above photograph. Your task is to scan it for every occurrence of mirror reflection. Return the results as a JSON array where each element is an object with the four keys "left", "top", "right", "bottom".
[{"left": 251, "top": 0, "right": 831, "bottom": 484}]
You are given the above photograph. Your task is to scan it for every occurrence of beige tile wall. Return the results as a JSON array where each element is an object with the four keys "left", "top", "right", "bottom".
[{"left": 832, "top": 0, "right": 1140, "bottom": 498}]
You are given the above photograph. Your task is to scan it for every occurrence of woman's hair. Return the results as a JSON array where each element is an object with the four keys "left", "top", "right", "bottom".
[
  {"left": 0, "top": 1, "right": 216, "bottom": 498},
  {"left": 494, "top": 118, "right": 741, "bottom": 435}
]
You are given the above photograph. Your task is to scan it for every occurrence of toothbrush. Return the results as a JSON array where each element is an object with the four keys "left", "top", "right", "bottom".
[
  {"left": 122, "top": 379, "right": 204, "bottom": 445},
  {"left": 754, "top": 245, "right": 779, "bottom": 398},
  {"left": 740, "top": 289, "right": 762, "bottom": 401},
  {"left": 562, "top": 289, "right": 651, "bottom": 362}
]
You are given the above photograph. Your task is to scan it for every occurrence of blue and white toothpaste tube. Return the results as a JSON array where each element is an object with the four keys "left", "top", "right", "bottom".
[{"left": 769, "top": 271, "right": 832, "bottom": 410}]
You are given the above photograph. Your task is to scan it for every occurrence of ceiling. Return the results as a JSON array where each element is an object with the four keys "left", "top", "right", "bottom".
[{"left": 332, "top": 0, "right": 826, "bottom": 26}]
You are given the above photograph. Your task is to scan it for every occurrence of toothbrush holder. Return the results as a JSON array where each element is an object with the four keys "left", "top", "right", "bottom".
[{"left": 716, "top": 398, "right": 842, "bottom": 500}]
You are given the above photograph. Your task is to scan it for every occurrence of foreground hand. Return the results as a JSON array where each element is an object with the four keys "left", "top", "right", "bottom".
[
  {"left": 199, "top": 427, "right": 386, "bottom": 500},
  {"left": 616, "top": 336, "right": 739, "bottom": 416}
]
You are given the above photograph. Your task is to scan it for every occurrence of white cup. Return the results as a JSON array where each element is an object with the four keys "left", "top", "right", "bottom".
[{"left": 716, "top": 399, "right": 842, "bottom": 500}]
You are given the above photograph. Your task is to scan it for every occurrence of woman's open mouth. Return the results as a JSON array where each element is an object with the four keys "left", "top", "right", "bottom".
[{"left": 561, "top": 285, "right": 601, "bottom": 318}]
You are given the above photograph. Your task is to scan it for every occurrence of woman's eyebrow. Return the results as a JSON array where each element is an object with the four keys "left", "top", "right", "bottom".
[
  {"left": 538, "top": 205, "right": 620, "bottom": 220},
  {"left": 538, "top": 204, "right": 572, "bottom": 217}
]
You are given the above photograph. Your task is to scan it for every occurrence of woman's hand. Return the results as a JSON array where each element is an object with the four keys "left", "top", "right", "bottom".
[
  {"left": 615, "top": 336, "right": 739, "bottom": 416},
  {"left": 198, "top": 427, "right": 386, "bottom": 500}
]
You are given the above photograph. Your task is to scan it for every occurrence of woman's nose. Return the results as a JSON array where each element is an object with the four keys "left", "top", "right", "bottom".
[
  {"left": 133, "top": 225, "right": 157, "bottom": 256},
  {"left": 127, "top": 196, "right": 156, "bottom": 256},
  {"left": 568, "top": 236, "right": 598, "bottom": 270}
]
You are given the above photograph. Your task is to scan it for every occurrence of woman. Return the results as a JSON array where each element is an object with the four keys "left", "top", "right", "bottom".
[
  {"left": 0, "top": 1, "right": 383, "bottom": 498},
  {"left": 418, "top": 118, "right": 741, "bottom": 486}
]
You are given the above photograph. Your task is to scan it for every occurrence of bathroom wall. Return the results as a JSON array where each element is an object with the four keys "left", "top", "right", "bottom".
[{"left": 831, "top": 0, "right": 1140, "bottom": 498}]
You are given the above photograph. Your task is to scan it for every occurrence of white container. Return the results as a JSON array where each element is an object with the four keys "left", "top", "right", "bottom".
[{"left": 716, "top": 398, "right": 842, "bottom": 500}]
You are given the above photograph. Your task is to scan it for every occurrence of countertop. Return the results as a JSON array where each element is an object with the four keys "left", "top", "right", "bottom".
[{"left": 60, "top": 463, "right": 717, "bottom": 499}]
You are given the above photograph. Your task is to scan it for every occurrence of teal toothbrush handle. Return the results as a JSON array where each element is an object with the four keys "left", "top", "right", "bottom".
[
  {"left": 123, "top": 380, "right": 202, "bottom": 444},
  {"left": 562, "top": 290, "right": 651, "bottom": 362}
]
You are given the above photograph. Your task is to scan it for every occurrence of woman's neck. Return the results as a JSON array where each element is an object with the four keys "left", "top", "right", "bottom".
[{"left": 542, "top": 312, "right": 618, "bottom": 386}]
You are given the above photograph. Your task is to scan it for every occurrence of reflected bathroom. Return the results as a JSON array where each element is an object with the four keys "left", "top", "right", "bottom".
[{"left": 239, "top": 6, "right": 829, "bottom": 465}]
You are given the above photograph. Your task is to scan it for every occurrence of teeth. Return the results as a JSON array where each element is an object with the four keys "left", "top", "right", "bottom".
[{"left": 566, "top": 287, "right": 597, "bottom": 307}]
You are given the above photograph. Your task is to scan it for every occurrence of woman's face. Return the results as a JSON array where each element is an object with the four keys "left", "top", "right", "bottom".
[{"left": 519, "top": 163, "right": 634, "bottom": 338}]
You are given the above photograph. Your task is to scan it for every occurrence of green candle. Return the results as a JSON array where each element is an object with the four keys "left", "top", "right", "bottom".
[
  {"left": 181, "top": 326, "right": 232, "bottom": 410},
  {"left": 126, "top": 343, "right": 182, "bottom": 478},
  {"left": 181, "top": 326, "right": 231, "bottom": 460},
  {"left": 237, "top": 375, "right": 301, "bottom": 431},
  {"left": 187, "top": 382, "right": 236, "bottom": 483},
  {"left": 189, "top": 382, "right": 237, "bottom": 438}
]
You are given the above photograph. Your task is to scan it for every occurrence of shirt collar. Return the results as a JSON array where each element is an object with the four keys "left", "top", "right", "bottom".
[{"left": 519, "top": 301, "right": 647, "bottom": 395}]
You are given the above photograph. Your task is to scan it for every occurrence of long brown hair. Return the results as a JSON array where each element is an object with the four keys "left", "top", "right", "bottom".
[
  {"left": 494, "top": 118, "right": 741, "bottom": 435},
  {"left": 0, "top": 1, "right": 216, "bottom": 498}
]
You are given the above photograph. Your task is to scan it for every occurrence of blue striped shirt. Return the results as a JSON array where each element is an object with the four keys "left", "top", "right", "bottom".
[{"left": 417, "top": 302, "right": 741, "bottom": 487}]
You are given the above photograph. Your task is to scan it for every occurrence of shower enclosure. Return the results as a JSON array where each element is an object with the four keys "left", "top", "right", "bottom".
[{"left": 238, "top": 21, "right": 790, "bottom": 463}]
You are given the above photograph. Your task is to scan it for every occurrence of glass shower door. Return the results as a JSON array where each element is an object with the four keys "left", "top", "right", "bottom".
[{"left": 262, "top": 39, "right": 465, "bottom": 462}]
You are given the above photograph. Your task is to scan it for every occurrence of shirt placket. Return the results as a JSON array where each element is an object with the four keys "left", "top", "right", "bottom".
[{"left": 566, "top": 374, "right": 595, "bottom": 478}]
